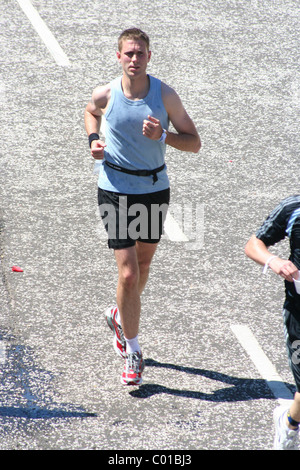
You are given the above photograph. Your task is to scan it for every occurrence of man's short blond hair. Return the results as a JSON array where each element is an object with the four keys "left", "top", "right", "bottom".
[{"left": 118, "top": 28, "right": 150, "bottom": 52}]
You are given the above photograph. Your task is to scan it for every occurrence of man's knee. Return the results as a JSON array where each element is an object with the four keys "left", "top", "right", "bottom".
[{"left": 119, "top": 265, "right": 139, "bottom": 289}]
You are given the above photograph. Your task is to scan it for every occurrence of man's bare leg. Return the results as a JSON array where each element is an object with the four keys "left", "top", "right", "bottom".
[
  {"left": 114, "top": 246, "right": 140, "bottom": 340},
  {"left": 114, "top": 241, "right": 159, "bottom": 340},
  {"left": 287, "top": 392, "right": 300, "bottom": 429},
  {"left": 136, "top": 241, "right": 158, "bottom": 295}
]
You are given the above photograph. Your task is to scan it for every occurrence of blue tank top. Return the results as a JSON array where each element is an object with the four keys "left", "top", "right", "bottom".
[{"left": 97, "top": 75, "right": 170, "bottom": 194}]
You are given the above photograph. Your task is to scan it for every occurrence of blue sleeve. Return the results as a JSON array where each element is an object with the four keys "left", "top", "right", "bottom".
[{"left": 255, "top": 196, "right": 300, "bottom": 247}]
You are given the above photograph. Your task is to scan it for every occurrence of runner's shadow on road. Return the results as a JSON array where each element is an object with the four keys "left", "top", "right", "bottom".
[
  {"left": 129, "top": 358, "right": 295, "bottom": 402},
  {"left": 0, "top": 332, "right": 97, "bottom": 419},
  {"left": 0, "top": 406, "right": 96, "bottom": 419}
]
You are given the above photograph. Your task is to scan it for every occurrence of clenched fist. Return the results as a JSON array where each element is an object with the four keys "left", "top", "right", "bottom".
[{"left": 143, "top": 115, "right": 163, "bottom": 140}]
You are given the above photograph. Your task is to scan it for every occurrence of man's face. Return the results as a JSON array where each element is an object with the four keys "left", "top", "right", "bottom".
[{"left": 117, "top": 39, "right": 151, "bottom": 78}]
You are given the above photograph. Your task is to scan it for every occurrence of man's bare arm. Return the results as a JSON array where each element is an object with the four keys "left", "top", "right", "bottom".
[
  {"left": 245, "top": 234, "right": 299, "bottom": 282},
  {"left": 84, "top": 85, "right": 110, "bottom": 159},
  {"left": 163, "top": 84, "right": 201, "bottom": 153},
  {"left": 142, "top": 83, "right": 201, "bottom": 153}
]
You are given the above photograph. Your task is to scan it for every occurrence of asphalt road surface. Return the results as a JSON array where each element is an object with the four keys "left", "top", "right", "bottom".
[{"left": 0, "top": 0, "right": 299, "bottom": 453}]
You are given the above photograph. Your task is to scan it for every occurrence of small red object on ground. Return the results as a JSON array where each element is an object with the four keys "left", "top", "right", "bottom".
[{"left": 11, "top": 266, "right": 23, "bottom": 272}]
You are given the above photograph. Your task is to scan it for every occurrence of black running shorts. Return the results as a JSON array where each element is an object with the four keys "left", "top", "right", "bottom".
[
  {"left": 97, "top": 187, "right": 170, "bottom": 249},
  {"left": 283, "top": 307, "right": 300, "bottom": 392}
]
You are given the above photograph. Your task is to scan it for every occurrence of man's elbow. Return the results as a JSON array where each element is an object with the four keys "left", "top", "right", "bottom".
[
  {"left": 244, "top": 241, "right": 251, "bottom": 258},
  {"left": 244, "top": 234, "right": 259, "bottom": 259},
  {"left": 244, "top": 236, "right": 254, "bottom": 257}
]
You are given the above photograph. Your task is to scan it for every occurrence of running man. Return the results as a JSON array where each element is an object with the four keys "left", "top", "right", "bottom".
[
  {"left": 84, "top": 28, "right": 201, "bottom": 385},
  {"left": 245, "top": 195, "right": 300, "bottom": 449}
]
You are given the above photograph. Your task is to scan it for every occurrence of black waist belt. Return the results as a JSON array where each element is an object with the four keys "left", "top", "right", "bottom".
[{"left": 104, "top": 160, "right": 165, "bottom": 184}]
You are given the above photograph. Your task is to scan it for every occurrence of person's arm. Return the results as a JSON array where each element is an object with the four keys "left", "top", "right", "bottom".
[
  {"left": 84, "top": 84, "right": 110, "bottom": 160},
  {"left": 245, "top": 234, "right": 299, "bottom": 282},
  {"left": 142, "top": 83, "right": 201, "bottom": 153}
]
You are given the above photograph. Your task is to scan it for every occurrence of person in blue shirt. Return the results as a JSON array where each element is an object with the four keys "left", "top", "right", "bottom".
[
  {"left": 245, "top": 195, "right": 300, "bottom": 449},
  {"left": 84, "top": 28, "right": 201, "bottom": 386}
]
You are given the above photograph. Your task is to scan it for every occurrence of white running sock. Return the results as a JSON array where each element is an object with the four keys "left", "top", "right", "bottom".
[{"left": 125, "top": 335, "right": 141, "bottom": 354}]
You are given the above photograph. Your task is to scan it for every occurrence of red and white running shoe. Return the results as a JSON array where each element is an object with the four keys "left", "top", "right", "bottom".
[
  {"left": 104, "top": 306, "right": 126, "bottom": 359},
  {"left": 121, "top": 351, "right": 145, "bottom": 386}
]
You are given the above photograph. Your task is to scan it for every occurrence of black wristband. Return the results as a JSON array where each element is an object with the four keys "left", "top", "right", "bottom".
[
  {"left": 89, "top": 133, "right": 100, "bottom": 148},
  {"left": 287, "top": 411, "right": 300, "bottom": 428}
]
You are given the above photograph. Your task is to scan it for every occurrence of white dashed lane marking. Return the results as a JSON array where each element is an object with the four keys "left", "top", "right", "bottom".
[
  {"left": 231, "top": 324, "right": 293, "bottom": 404},
  {"left": 0, "top": 341, "right": 6, "bottom": 365},
  {"left": 16, "top": 0, "right": 70, "bottom": 66}
]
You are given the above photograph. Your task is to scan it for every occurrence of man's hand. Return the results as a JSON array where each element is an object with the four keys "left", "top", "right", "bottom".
[
  {"left": 245, "top": 235, "right": 299, "bottom": 282},
  {"left": 269, "top": 257, "right": 299, "bottom": 282},
  {"left": 91, "top": 139, "right": 106, "bottom": 160},
  {"left": 143, "top": 115, "right": 163, "bottom": 140}
]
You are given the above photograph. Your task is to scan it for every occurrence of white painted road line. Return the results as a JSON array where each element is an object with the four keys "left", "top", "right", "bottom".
[
  {"left": 0, "top": 341, "right": 6, "bottom": 365},
  {"left": 16, "top": 0, "right": 70, "bottom": 66},
  {"left": 164, "top": 212, "right": 189, "bottom": 242},
  {"left": 231, "top": 324, "right": 293, "bottom": 402}
]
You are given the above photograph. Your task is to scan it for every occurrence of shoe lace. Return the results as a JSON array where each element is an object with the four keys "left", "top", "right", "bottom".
[
  {"left": 116, "top": 323, "right": 125, "bottom": 345},
  {"left": 125, "top": 352, "right": 142, "bottom": 372}
]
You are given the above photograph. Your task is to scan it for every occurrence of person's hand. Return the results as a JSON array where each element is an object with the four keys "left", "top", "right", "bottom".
[
  {"left": 269, "top": 257, "right": 299, "bottom": 282},
  {"left": 90, "top": 140, "right": 106, "bottom": 160},
  {"left": 143, "top": 115, "right": 163, "bottom": 140}
]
